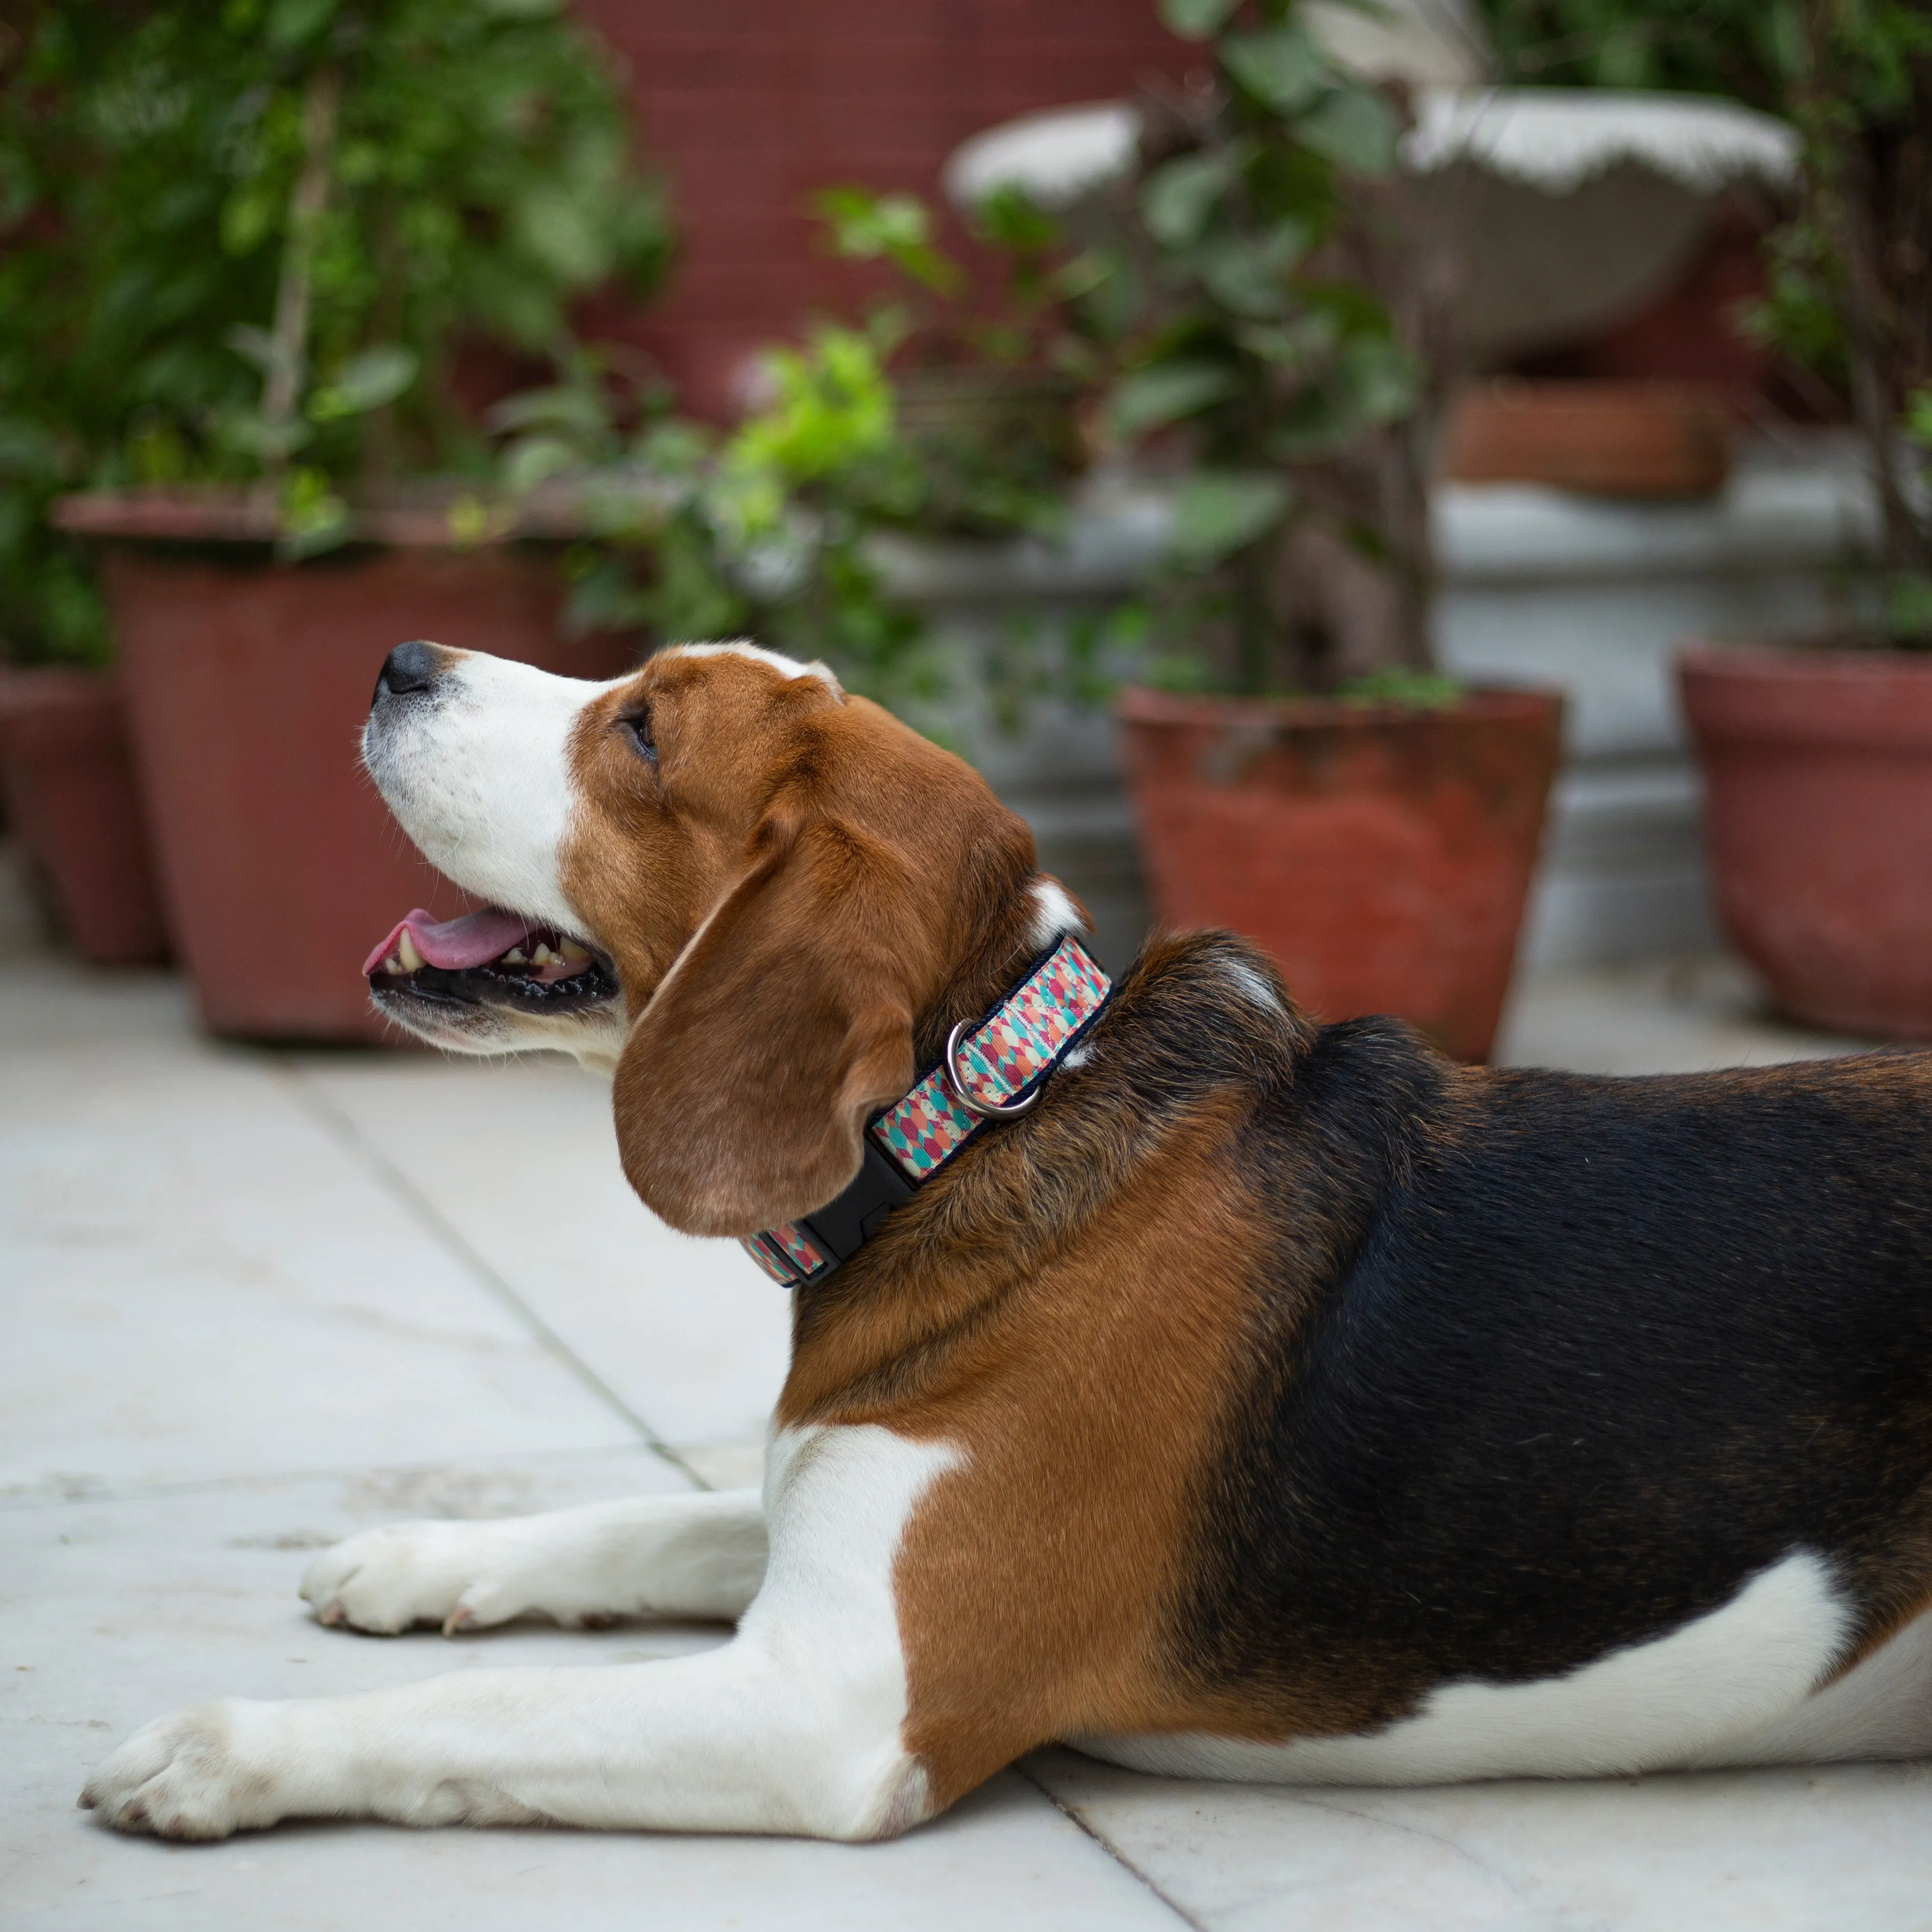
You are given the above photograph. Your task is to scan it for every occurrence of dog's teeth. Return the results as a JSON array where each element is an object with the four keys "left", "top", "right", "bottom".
[
  {"left": 396, "top": 929, "right": 426, "bottom": 973},
  {"left": 502, "top": 947, "right": 527, "bottom": 967},
  {"left": 382, "top": 953, "right": 403, "bottom": 975},
  {"left": 558, "top": 938, "right": 592, "bottom": 965},
  {"left": 532, "top": 943, "right": 556, "bottom": 965}
]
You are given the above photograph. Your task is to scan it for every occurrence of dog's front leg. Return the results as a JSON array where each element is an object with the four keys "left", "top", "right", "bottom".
[
  {"left": 299, "top": 1489, "right": 767, "bottom": 1635},
  {"left": 84, "top": 1425, "right": 954, "bottom": 1842},
  {"left": 79, "top": 1637, "right": 926, "bottom": 1842}
]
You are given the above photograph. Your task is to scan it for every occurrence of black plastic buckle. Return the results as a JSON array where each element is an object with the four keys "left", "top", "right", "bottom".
[{"left": 793, "top": 1133, "right": 917, "bottom": 1272}]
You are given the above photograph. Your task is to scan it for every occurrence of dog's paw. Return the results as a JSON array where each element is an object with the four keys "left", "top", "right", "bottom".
[
  {"left": 300, "top": 1519, "right": 545, "bottom": 1636},
  {"left": 80, "top": 1702, "right": 281, "bottom": 1840}
]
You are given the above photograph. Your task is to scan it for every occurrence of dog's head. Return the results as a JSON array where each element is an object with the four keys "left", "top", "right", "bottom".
[{"left": 362, "top": 639, "right": 1076, "bottom": 1237}]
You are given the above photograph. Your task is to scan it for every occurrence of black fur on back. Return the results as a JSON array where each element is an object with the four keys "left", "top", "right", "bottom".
[{"left": 1153, "top": 960, "right": 1932, "bottom": 1728}]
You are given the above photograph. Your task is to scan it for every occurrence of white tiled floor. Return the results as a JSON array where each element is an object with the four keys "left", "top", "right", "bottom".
[{"left": 4, "top": 910, "right": 1925, "bottom": 1931}]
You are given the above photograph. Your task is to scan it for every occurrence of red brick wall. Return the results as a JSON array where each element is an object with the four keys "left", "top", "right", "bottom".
[{"left": 573, "top": 0, "right": 1189, "bottom": 417}]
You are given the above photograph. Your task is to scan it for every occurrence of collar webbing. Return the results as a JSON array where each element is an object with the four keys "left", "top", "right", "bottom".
[{"left": 741, "top": 934, "right": 1112, "bottom": 1287}]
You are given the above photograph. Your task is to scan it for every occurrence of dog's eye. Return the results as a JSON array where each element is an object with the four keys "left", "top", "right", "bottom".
[{"left": 619, "top": 709, "right": 657, "bottom": 764}]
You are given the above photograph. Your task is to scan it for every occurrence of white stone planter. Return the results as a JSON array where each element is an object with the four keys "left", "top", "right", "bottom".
[{"left": 884, "top": 445, "right": 1878, "bottom": 976}]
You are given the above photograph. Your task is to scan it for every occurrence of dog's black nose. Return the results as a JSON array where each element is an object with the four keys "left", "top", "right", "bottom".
[{"left": 373, "top": 639, "right": 442, "bottom": 706}]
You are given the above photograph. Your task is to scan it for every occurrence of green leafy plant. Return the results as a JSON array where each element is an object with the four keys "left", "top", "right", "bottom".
[
  {"left": 490, "top": 187, "right": 1110, "bottom": 707},
  {"left": 1076, "top": 0, "right": 1442, "bottom": 697},
  {"left": 812, "top": 184, "right": 1090, "bottom": 539},
  {"left": 492, "top": 326, "right": 936, "bottom": 708},
  {"left": 1767, "top": 2, "right": 1932, "bottom": 642},
  {"left": 0, "top": 0, "right": 667, "bottom": 660},
  {"left": 1475, "top": 0, "right": 1798, "bottom": 106},
  {"left": 1478, "top": 0, "right": 1932, "bottom": 648}
]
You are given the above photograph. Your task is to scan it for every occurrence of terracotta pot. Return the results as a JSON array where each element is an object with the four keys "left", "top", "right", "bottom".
[
  {"left": 1118, "top": 686, "right": 1564, "bottom": 1062},
  {"left": 77, "top": 528, "right": 635, "bottom": 1041},
  {"left": 0, "top": 669, "right": 171, "bottom": 966},
  {"left": 1443, "top": 380, "right": 1732, "bottom": 498},
  {"left": 1680, "top": 644, "right": 1932, "bottom": 1039}
]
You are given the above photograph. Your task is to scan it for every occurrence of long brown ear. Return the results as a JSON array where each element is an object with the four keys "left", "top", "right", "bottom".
[{"left": 611, "top": 810, "right": 924, "bottom": 1237}]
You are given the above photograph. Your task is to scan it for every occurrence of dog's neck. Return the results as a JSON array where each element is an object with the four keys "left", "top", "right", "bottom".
[
  {"left": 912, "top": 876, "right": 1083, "bottom": 1074},
  {"left": 743, "top": 913, "right": 1112, "bottom": 1288}
]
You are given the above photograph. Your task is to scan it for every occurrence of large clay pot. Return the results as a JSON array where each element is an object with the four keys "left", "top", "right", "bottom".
[
  {"left": 0, "top": 669, "right": 171, "bottom": 965},
  {"left": 1680, "top": 644, "right": 1932, "bottom": 1039},
  {"left": 60, "top": 497, "right": 635, "bottom": 1041},
  {"left": 1118, "top": 686, "right": 1563, "bottom": 1061}
]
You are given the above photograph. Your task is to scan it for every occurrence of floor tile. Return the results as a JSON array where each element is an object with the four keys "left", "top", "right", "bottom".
[
  {"left": 1030, "top": 1748, "right": 1932, "bottom": 1932},
  {"left": 1, "top": 967, "right": 638, "bottom": 1500},
  {"left": 288, "top": 1053, "right": 793, "bottom": 1453},
  {"left": 2, "top": 1472, "right": 1185, "bottom": 1932}
]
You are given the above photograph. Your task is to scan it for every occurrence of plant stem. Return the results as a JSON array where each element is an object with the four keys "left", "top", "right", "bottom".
[{"left": 260, "top": 65, "right": 340, "bottom": 481}]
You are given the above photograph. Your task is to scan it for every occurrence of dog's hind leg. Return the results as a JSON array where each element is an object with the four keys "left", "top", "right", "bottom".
[{"left": 298, "top": 1488, "right": 767, "bottom": 1635}]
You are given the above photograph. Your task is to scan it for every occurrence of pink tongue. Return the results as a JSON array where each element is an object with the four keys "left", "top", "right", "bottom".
[{"left": 362, "top": 907, "right": 538, "bottom": 977}]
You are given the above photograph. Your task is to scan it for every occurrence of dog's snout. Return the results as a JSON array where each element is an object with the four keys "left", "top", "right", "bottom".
[{"left": 373, "top": 639, "right": 444, "bottom": 707}]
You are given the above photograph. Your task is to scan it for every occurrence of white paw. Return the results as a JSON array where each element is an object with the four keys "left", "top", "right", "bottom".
[
  {"left": 80, "top": 1702, "right": 279, "bottom": 1840},
  {"left": 300, "top": 1519, "right": 585, "bottom": 1636}
]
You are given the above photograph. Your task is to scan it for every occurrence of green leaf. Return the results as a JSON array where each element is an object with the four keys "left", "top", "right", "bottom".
[
  {"left": 307, "top": 345, "right": 418, "bottom": 420},
  {"left": 973, "top": 183, "right": 1058, "bottom": 253},
  {"left": 1904, "top": 384, "right": 1932, "bottom": 451},
  {"left": 1338, "top": 335, "right": 1419, "bottom": 426},
  {"left": 1141, "top": 151, "right": 1239, "bottom": 249},
  {"left": 1159, "top": 0, "right": 1243, "bottom": 40},
  {"left": 1170, "top": 470, "right": 1292, "bottom": 565},
  {"left": 1198, "top": 222, "right": 1311, "bottom": 317},
  {"left": 1236, "top": 314, "right": 1333, "bottom": 365},
  {"left": 1298, "top": 87, "right": 1399, "bottom": 178},
  {"left": 815, "top": 187, "right": 962, "bottom": 293},
  {"left": 1107, "top": 361, "right": 1241, "bottom": 440},
  {"left": 501, "top": 434, "right": 579, "bottom": 494},
  {"left": 1221, "top": 27, "right": 1330, "bottom": 116},
  {"left": 219, "top": 185, "right": 279, "bottom": 257},
  {"left": 512, "top": 186, "right": 609, "bottom": 286},
  {"left": 265, "top": 0, "right": 336, "bottom": 49}
]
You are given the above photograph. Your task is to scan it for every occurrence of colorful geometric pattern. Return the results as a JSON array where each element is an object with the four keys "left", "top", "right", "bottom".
[
  {"left": 743, "top": 1221, "right": 830, "bottom": 1287},
  {"left": 738, "top": 935, "right": 1112, "bottom": 1284},
  {"left": 873, "top": 938, "right": 1110, "bottom": 1179}
]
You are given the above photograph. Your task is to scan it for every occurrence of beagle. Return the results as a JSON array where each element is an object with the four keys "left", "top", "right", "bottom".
[{"left": 83, "top": 638, "right": 1932, "bottom": 1842}]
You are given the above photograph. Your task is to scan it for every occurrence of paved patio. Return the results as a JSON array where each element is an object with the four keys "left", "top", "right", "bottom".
[{"left": 5, "top": 859, "right": 1928, "bottom": 1931}]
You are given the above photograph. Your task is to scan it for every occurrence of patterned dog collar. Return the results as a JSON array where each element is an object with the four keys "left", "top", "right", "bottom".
[{"left": 742, "top": 935, "right": 1112, "bottom": 1287}]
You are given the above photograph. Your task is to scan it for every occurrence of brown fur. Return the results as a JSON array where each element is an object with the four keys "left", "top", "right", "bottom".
[
  {"left": 560, "top": 650, "right": 1040, "bottom": 1235},
  {"left": 555, "top": 647, "right": 1356, "bottom": 1799},
  {"left": 554, "top": 644, "right": 1932, "bottom": 1818}
]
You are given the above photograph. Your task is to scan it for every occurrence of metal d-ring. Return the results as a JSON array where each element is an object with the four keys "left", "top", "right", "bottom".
[{"left": 943, "top": 1020, "right": 1041, "bottom": 1120}]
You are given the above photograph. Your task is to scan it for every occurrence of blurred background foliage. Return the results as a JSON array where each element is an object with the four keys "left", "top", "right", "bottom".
[
  {"left": 6, "top": 0, "right": 1931, "bottom": 678},
  {"left": 1476, "top": 0, "right": 1797, "bottom": 105},
  {"left": 0, "top": 0, "right": 667, "bottom": 663},
  {"left": 1480, "top": 0, "right": 1932, "bottom": 638}
]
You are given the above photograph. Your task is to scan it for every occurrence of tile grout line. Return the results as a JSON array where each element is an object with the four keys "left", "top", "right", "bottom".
[
  {"left": 273, "top": 1057, "right": 714, "bottom": 1492},
  {"left": 0, "top": 1442, "right": 666, "bottom": 1515},
  {"left": 1015, "top": 1763, "right": 1210, "bottom": 1932}
]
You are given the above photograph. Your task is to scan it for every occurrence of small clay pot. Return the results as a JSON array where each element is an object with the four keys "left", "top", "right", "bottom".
[
  {"left": 0, "top": 669, "right": 171, "bottom": 966},
  {"left": 1681, "top": 643, "right": 1932, "bottom": 1039},
  {"left": 1118, "top": 685, "right": 1564, "bottom": 1062}
]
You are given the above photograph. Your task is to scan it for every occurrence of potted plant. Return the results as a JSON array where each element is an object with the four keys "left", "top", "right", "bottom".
[
  {"left": 0, "top": 669, "right": 170, "bottom": 966},
  {"left": 2, "top": 0, "right": 666, "bottom": 1038},
  {"left": 1082, "top": 0, "right": 1562, "bottom": 1060},
  {"left": 1677, "top": 1, "right": 1932, "bottom": 1038}
]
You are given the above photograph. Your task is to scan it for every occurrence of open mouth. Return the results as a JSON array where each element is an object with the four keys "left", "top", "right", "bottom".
[{"left": 364, "top": 906, "right": 619, "bottom": 1015}]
